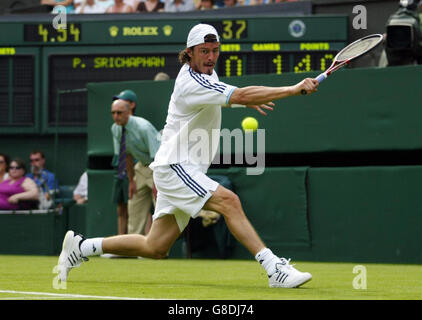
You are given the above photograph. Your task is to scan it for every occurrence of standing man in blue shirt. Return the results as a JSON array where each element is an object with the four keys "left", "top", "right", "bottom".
[{"left": 111, "top": 96, "right": 160, "bottom": 237}]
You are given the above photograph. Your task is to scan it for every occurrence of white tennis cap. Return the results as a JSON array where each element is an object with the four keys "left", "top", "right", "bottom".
[{"left": 186, "top": 24, "right": 220, "bottom": 48}]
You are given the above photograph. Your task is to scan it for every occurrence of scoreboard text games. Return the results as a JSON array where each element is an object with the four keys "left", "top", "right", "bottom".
[{"left": 0, "top": 15, "right": 347, "bottom": 130}]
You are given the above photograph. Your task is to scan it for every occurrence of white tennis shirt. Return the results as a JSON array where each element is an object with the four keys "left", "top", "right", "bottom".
[{"left": 150, "top": 63, "right": 237, "bottom": 170}]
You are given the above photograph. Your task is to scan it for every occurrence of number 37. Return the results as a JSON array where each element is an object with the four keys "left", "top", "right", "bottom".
[{"left": 222, "top": 20, "right": 246, "bottom": 40}]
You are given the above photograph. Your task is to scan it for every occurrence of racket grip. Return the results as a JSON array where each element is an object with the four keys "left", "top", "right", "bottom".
[
  {"left": 316, "top": 73, "right": 327, "bottom": 83},
  {"left": 301, "top": 72, "right": 327, "bottom": 95}
]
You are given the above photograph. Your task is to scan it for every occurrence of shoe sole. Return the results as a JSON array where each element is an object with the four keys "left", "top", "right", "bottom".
[
  {"left": 57, "top": 231, "right": 75, "bottom": 282},
  {"left": 59, "top": 231, "right": 74, "bottom": 263}
]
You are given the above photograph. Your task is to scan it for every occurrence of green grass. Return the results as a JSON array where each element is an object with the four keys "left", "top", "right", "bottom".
[{"left": 0, "top": 255, "right": 421, "bottom": 300}]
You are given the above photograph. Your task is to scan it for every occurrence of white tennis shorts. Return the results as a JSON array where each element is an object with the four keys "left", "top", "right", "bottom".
[{"left": 152, "top": 163, "right": 219, "bottom": 232}]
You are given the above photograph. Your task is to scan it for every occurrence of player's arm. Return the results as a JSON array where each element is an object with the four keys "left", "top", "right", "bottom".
[{"left": 228, "top": 78, "right": 318, "bottom": 106}]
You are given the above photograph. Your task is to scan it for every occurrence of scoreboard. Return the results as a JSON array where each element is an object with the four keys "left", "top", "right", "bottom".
[{"left": 0, "top": 14, "right": 347, "bottom": 133}]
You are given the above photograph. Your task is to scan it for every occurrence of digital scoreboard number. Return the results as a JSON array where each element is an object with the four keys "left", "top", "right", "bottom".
[
  {"left": 24, "top": 24, "right": 82, "bottom": 43},
  {"left": 203, "top": 20, "right": 248, "bottom": 40},
  {"left": 217, "top": 42, "right": 336, "bottom": 77}
]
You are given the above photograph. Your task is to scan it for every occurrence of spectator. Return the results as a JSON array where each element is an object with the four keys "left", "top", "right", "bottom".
[
  {"left": 26, "top": 150, "right": 59, "bottom": 209},
  {"left": 153, "top": 72, "right": 170, "bottom": 81},
  {"left": 164, "top": 0, "right": 195, "bottom": 12},
  {"left": 73, "top": 171, "right": 88, "bottom": 204},
  {"left": 106, "top": 0, "right": 134, "bottom": 12},
  {"left": 96, "top": 0, "right": 115, "bottom": 10},
  {"left": 75, "top": 0, "right": 106, "bottom": 13},
  {"left": 0, "top": 153, "right": 10, "bottom": 183},
  {"left": 222, "top": 0, "right": 238, "bottom": 7},
  {"left": 0, "top": 158, "right": 39, "bottom": 210},
  {"left": 245, "top": 0, "right": 272, "bottom": 4},
  {"left": 74, "top": 0, "right": 82, "bottom": 9},
  {"left": 136, "top": 0, "right": 164, "bottom": 12},
  {"left": 196, "top": 0, "right": 218, "bottom": 10},
  {"left": 40, "top": 0, "right": 75, "bottom": 13},
  {"left": 125, "top": 0, "right": 141, "bottom": 9}
]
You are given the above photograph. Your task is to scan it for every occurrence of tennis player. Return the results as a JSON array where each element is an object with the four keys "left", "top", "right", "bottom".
[{"left": 57, "top": 24, "right": 318, "bottom": 288}]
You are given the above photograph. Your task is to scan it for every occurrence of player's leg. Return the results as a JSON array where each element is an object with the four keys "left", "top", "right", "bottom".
[
  {"left": 102, "top": 213, "right": 180, "bottom": 258},
  {"left": 57, "top": 214, "right": 181, "bottom": 282},
  {"left": 203, "top": 184, "right": 264, "bottom": 256},
  {"left": 203, "top": 184, "right": 312, "bottom": 288}
]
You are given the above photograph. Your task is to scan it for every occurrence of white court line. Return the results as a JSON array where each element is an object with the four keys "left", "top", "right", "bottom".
[{"left": 0, "top": 290, "right": 165, "bottom": 300}]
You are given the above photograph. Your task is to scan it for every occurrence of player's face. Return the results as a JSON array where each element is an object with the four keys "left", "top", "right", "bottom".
[
  {"left": 111, "top": 101, "right": 130, "bottom": 126},
  {"left": 189, "top": 42, "right": 220, "bottom": 75}
]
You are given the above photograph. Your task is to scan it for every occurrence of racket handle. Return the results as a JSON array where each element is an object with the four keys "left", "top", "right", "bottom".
[
  {"left": 316, "top": 73, "right": 327, "bottom": 83},
  {"left": 301, "top": 72, "right": 327, "bottom": 95}
]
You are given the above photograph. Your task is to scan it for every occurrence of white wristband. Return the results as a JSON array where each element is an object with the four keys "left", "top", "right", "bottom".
[{"left": 230, "top": 104, "right": 246, "bottom": 108}]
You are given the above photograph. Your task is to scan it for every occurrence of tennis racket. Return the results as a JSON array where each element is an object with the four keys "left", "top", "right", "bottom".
[{"left": 301, "top": 34, "right": 383, "bottom": 95}]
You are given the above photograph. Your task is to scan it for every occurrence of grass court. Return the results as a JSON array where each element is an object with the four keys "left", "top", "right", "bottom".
[{"left": 0, "top": 255, "right": 421, "bottom": 300}]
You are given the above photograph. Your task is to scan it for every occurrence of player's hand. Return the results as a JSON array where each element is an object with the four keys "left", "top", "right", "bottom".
[
  {"left": 247, "top": 102, "right": 274, "bottom": 116},
  {"left": 129, "top": 180, "right": 137, "bottom": 199},
  {"left": 294, "top": 78, "right": 319, "bottom": 95}
]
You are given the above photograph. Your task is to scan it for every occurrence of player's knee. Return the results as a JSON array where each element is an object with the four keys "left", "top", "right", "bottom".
[
  {"left": 148, "top": 245, "right": 169, "bottom": 259},
  {"left": 220, "top": 191, "right": 243, "bottom": 216},
  {"left": 151, "top": 251, "right": 168, "bottom": 259}
]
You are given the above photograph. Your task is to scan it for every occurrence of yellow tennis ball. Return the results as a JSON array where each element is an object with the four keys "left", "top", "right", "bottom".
[{"left": 241, "top": 117, "right": 258, "bottom": 132}]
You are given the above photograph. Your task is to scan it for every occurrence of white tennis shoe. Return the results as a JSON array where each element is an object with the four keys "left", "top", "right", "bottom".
[
  {"left": 57, "top": 230, "right": 88, "bottom": 282},
  {"left": 268, "top": 258, "right": 312, "bottom": 288}
]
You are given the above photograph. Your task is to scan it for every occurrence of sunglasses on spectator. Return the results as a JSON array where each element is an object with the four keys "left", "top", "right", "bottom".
[
  {"left": 30, "top": 158, "right": 41, "bottom": 162},
  {"left": 9, "top": 166, "right": 22, "bottom": 170},
  {"left": 0, "top": 160, "right": 5, "bottom": 164}
]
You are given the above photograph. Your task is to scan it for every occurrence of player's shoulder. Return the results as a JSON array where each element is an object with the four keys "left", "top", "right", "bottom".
[{"left": 181, "top": 66, "right": 224, "bottom": 93}]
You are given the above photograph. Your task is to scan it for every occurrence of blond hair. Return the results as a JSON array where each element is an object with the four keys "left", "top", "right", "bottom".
[{"left": 178, "top": 48, "right": 191, "bottom": 64}]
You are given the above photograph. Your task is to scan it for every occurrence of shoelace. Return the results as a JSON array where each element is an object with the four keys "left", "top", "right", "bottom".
[{"left": 277, "top": 258, "right": 296, "bottom": 271}]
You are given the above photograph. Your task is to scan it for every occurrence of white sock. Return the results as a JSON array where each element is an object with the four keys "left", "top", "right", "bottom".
[
  {"left": 255, "top": 248, "right": 280, "bottom": 276},
  {"left": 80, "top": 237, "right": 104, "bottom": 257}
]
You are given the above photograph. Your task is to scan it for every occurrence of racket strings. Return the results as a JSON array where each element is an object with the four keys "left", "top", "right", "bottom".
[{"left": 336, "top": 36, "right": 383, "bottom": 61}]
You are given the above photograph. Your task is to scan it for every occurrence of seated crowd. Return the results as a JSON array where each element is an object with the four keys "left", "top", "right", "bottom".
[
  {"left": 40, "top": 0, "right": 298, "bottom": 14},
  {"left": 0, "top": 150, "right": 87, "bottom": 211}
]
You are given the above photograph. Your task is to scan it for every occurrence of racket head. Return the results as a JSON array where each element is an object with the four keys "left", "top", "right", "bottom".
[{"left": 334, "top": 34, "right": 383, "bottom": 63}]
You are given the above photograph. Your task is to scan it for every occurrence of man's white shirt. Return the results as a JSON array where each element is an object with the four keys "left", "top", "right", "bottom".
[{"left": 150, "top": 63, "right": 237, "bottom": 170}]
